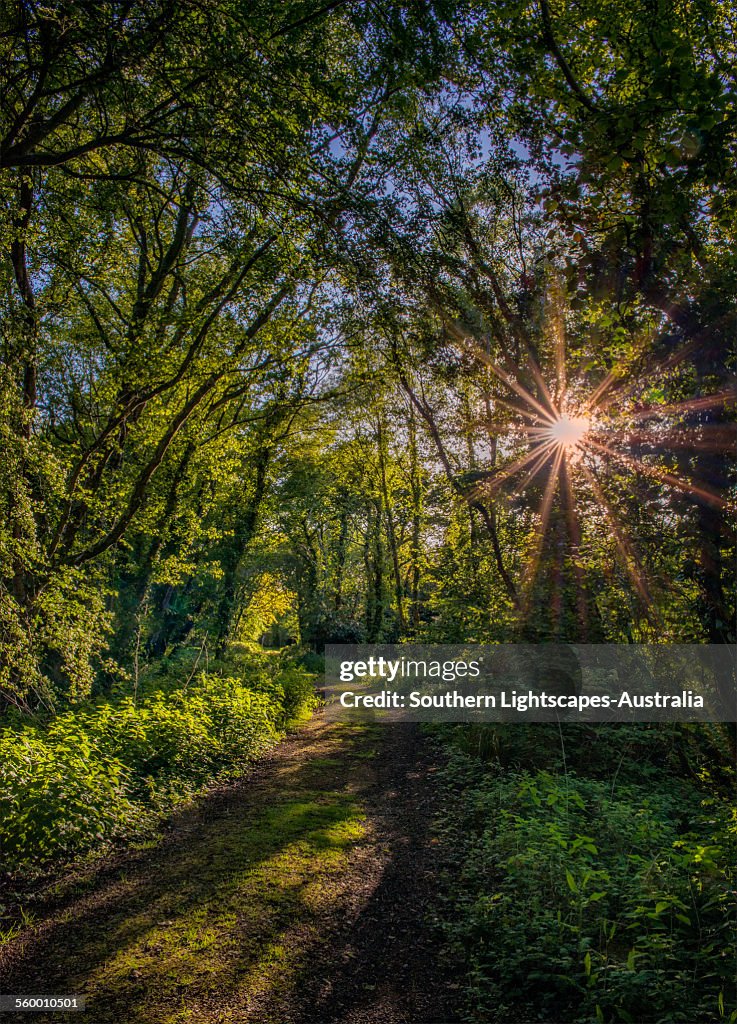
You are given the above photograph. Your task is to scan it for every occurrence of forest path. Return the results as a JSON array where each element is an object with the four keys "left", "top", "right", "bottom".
[{"left": 0, "top": 715, "right": 460, "bottom": 1024}]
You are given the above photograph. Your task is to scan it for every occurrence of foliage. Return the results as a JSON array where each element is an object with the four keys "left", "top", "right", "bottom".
[
  {"left": 0, "top": 725, "right": 135, "bottom": 868},
  {"left": 0, "top": 653, "right": 317, "bottom": 871},
  {"left": 435, "top": 729, "right": 737, "bottom": 1024}
]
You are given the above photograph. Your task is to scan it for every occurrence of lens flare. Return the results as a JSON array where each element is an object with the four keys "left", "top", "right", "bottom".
[
  {"left": 447, "top": 281, "right": 732, "bottom": 632},
  {"left": 545, "top": 413, "right": 590, "bottom": 450}
]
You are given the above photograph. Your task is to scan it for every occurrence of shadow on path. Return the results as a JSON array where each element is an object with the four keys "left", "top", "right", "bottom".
[{"left": 0, "top": 716, "right": 460, "bottom": 1024}]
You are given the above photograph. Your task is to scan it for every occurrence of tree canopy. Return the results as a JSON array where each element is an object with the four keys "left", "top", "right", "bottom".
[{"left": 0, "top": 0, "right": 733, "bottom": 710}]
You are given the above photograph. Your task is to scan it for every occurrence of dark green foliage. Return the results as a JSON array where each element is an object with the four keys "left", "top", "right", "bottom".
[{"left": 435, "top": 726, "right": 736, "bottom": 1023}]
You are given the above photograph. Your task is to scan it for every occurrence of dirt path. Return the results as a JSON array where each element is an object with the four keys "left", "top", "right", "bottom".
[{"left": 0, "top": 716, "right": 460, "bottom": 1024}]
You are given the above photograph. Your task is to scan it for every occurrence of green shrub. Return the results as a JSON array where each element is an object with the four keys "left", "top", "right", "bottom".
[
  {"left": 61, "top": 678, "right": 281, "bottom": 790},
  {"left": 438, "top": 751, "right": 736, "bottom": 1024},
  {"left": 0, "top": 728, "right": 135, "bottom": 864},
  {"left": 0, "top": 654, "right": 317, "bottom": 872},
  {"left": 269, "top": 665, "right": 320, "bottom": 722}
]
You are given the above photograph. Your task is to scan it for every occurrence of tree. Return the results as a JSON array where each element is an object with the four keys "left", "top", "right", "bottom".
[{"left": 0, "top": 0, "right": 459, "bottom": 705}]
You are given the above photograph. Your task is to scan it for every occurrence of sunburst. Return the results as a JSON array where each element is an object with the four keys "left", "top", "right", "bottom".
[
  {"left": 452, "top": 305, "right": 735, "bottom": 636},
  {"left": 544, "top": 413, "right": 591, "bottom": 451}
]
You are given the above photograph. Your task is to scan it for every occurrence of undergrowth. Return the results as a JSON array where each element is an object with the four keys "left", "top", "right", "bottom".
[
  {"left": 434, "top": 723, "right": 736, "bottom": 1024},
  {"left": 0, "top": 648, "right": 317, "bottom": 874}
]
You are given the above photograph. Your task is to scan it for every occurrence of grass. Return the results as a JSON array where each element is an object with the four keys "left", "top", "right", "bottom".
[{"left": 85, "top": 796, "right": 365, "bottom": 1022}]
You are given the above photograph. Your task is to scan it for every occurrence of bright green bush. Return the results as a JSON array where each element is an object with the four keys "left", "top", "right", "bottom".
[
  {"left": 59, "top": 678, "right": 280, "bottom": 790},
  {"left": 0, "top": 656, "right": 317, "bottom": 871},
  {"left": 438, "top": 751, "right": 736, "bottom": 1024},
  {"left": 0, "top": 727, "right": 135, "bottom": 864}
]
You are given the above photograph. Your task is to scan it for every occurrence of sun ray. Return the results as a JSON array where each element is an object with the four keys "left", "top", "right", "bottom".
[
  {"left": 544, "top": 273, "right": 567, "bottom": 404},
  {"left": 515, "top": 440, "right": 560, "bottom": 493},
  {"left": 440, "top": 315, "right": 558, "bottom": 423},
  {"left": 478, "top": 350, "right": 557, "bottom": 424},
  {"left": 554, "top": 323, "right": 566, "bottom": 404},
  {"left": 473, "top": 416, "right": 566, "bottom": 440},
  {"left": 579, "top": 462, "right": 656, "bottom": 614},
  {"left": 559, "top": 459, "right": 590, "bottom": 638},
  {"left": 586, "top": 439, "right": 729, "bottom": 508},
  {"left": 603, "top": 423, "right": 737, "bottom": 454},
  {"left": 472, "top": 439, "right": 558, "bottom": 500},
  {"left": 592, "top": 339, "right": 698, "bottom": 414},
  {"left": 524, "top": 351, "right": 559, "bottom": 419},
  {"left": 466, "top": 325, "right": 559, "bottom": 420},
  {"left": 627, "top": 388, "right": 737, "bottom": 420},
  {"left": 583, "top": 366, "right": 621, "bottom": 413},
  {"left": 494, "top": 396, "right": 554, "bottom": 426},
  {"left": 520, "top": 446, "right": 564, "bottom": 615},
  {"left": 471, "top": 417, "right": 532, "bottom": 437}
]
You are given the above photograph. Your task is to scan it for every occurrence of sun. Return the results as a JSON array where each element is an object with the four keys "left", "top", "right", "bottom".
[
  {"left": 447, "top": 279, "right": 732, "bottom": 637},
  {"left": 545, "top": 413, "right": 591, "bottom": 451},
  {"left": 463, "top": 318, "right": 730, "bottom": 630}
]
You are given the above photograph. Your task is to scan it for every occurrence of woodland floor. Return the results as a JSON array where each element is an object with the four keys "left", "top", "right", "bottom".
[{"left": 0, "top": 716, "right": 461, "bottom": 1024}]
